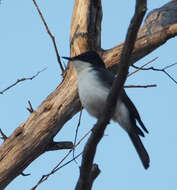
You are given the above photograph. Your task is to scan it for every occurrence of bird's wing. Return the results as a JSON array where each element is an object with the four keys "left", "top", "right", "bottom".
[
  {"left": 121, "top": 90, "right": 149, "bottom": 134},
  {"left": 97, "top": 68, "right": 148, "bottom": 134},
  {"left": 96, "top": 67, "right": 115, "bottom": 87}
]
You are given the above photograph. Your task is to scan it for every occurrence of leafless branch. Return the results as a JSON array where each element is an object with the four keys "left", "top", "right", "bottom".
[
  {"left": 32, "top": 0, "right": 65, "bottom": 74},
  {"left": 0, "top": 68, "right": 46, "bottom": 94},
  {"left": 88, "top": 164, "right": 101, "bottom": 189},
  {"left": 0, "top": 129, "right": 8, "bottom": 141},
  {"left": 31, "top": 129, "right": 91, "bottom": 190},
  {"left": 1, "top": 130, "right": 30, "bottom": 176},
  {"left": 31, "top": 151, "right": 83, "bottom": 190},
  {"left": 45, "top": 141, "right": 73, "bottom": 151},
  {"left": 73, "top": 109, "right": 83, "bottom": 164},
  {"left": 128, "top": 57, "right": 158, "bottom": 77},
  {"left": 124, "top": 84, "right": 157, "bottom": 88},
  {"left": 132, "top": 62, "right": 177, "bottom": 84},
  {"left": 21, "top": 172, "right": 30, "bottom": 177},
  {"left": 75, "top": 1, "right": 147, "bottom": 190},
  {"left": 26, "top": 100, "right": 34, "bottom": 113}
]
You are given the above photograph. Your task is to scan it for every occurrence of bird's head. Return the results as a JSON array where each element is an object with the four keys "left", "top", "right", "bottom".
[{"left": 62, "top": 51, "right": 105, "bottom": 74}]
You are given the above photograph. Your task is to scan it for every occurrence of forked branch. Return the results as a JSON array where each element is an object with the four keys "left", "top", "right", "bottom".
[{"left": 75, "top": 1, "right": 147, "bottom": 190}]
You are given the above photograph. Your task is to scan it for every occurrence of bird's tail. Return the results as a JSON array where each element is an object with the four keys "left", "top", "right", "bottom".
[{"left": 128, "top": 132, "right": 150, "bottom": 169}]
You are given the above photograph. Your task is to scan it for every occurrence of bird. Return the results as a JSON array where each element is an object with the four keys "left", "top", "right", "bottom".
[{"left": 63, "top": 51, "right": 150, "bottom": 169}]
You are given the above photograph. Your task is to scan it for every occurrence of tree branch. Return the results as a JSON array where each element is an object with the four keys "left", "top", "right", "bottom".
[
  {"left": 32, "top": 0, "right": 65, "bottom": 74},
  {"left": 0, "top": 129, "right": 8, "bottom": 141},
  {"left": 124, "top": 84, "right": 157, "bottom": 88},
  {"left": 31, "top": 151, "right": 83, "bottom": 190},
  {"left": 132, "top": 62, "right": 177, "bottom": 84},
  {"left": 1, "top": 1, "right": 177, "bottom": 189},
  {"left": 75, "top": 1, "right": 147, "bottom": 190},
  {"left": 0, "top": 68, "right": 46, "bottom": 94},
  {"left": 45, "top": 141, "right": 73, "bottom": 151},
  {"left": 26, "top": 100, "right": 34, "bottom": 113},
  {"left": 102, "top": 0, "right": 177, "bottom": 73},
  {"left": 88, "top": 164, "right": 101, "bottom": 189}
]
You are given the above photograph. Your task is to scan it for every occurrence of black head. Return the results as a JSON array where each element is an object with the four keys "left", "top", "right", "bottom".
[{"left": 62, "top": 51, "right": 105, "bottom": 68}]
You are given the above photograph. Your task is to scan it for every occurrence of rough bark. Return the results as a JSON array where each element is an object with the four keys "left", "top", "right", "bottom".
[
  {"left": 102, "top": 0, "right": 177, "bottom": 73},
  {"left": 0, "top": 0, "right": 177, "bottom": 189},
  {"left": 75, "top": 1, "right": 147, "bottom": 189}
]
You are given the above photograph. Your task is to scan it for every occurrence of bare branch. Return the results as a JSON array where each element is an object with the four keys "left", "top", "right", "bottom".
[
  {"left": 132, "top": 62, "right": 177, "bottom": 84},
  {"left": 45, "top": 141, "right": 73, "bottom": 151},
  {"left": 32, "top": 0, "right": 65, "bottom": 74},
  {"left": 31, "top": 152, "right": 83, "bottom": 190},
  {"left": 21, "top": 172, "right": 30, "bottom": 177},
  {"left": 73, "top": 109, "right": 83, "bottom": 164},
  {"left": 31, "top": 129, "right": 91, "bottom": 189},
  {"left": 88, "top": 164, "right": 101, "bottom": 189},
  {"left": 124, "top": 84, "right": 157, "bottom": 88},
  {"left": 0, "top": 129, "right": 8, "bottom": 141},
  {"left": 102, "top": 1, "right": 177, "bottom": 72},
  {"left": 26, "top": 100, "right": 34, "bottom": 113},
  {"left": 0, "top": 68, "right": 46, "bottom": 94},
  {"left": 1, "top": 1, "right": 177, "bottom": 188},
  {"left": 75, "top": 1, "right": 147, "bottom": 190},
  {"left": 128, "top": 57, "right": 158, "bottom": 77}
]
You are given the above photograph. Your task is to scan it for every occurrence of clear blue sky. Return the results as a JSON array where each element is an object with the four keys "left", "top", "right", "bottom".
[{"left": 0, "top": 1, "right": 177, "bottom": 190}]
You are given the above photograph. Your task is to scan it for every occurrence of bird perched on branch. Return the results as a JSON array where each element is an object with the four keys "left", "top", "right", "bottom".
[{"left": 63, "top": 51, "right": 150, "bottom": 169}]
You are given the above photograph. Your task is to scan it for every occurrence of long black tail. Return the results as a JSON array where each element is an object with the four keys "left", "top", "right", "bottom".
[{"left": 128, "top": 132, "right": 150, "bottom": 169}]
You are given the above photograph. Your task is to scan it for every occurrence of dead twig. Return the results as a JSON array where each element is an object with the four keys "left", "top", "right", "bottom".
[
  {"left": 0, "top": 68, "right": 47, "bottom": 94},
  {"left": 32, "top": 0, "right": 65, "bottom": 74},
  {"left": 26, "top": 100, "right": 34, "bottom": 113},
  {"left": 124, "top": 84, "right": 157, "bottom": 88},
  {"left": 73, "top": 108, "right": 83, "bottom": 164},
  {"left": 132, "top": 62, "right": 177, "bottom": 84},
  {"left": 31, "top": 129, "right": 91, "bottom": 190},
  {"left": 21, "top": 172, "right": 30, "bottom": 177},
  {"left": 128, "top": 57, "right": 158, "bottom": 77},
  {"left": 0, "top": 128, "right": 8, "bottom": 141},
  {"left": 31, "top": 151, "right": 83, "bottom": 190}
]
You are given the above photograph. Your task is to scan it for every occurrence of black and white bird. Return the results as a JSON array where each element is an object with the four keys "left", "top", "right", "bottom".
[{"left": 63, "top": 51, "right": 150, "bottom": 169}]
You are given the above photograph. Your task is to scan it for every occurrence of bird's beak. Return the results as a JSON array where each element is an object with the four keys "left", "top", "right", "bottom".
[{"left": 62, "top": 56, "right": 72, "bottom": 61}]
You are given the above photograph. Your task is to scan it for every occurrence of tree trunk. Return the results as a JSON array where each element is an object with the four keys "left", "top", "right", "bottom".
[{"left": 0, "top": 0, "right": 177, "bottom": 189}]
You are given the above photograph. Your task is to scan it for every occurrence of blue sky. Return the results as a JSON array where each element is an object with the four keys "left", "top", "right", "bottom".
[{"left": 0, "top": 0, "right": 177, "bottom": 190}]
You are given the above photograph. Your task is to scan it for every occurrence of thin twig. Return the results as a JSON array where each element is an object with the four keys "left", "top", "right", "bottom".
[
  {"left": 128, "top": 57, "right": 158, "bottom": 77},
  {"left": 21, "top": 172, "right": 30, "bottom": 177},
  {"left": 73, "top": 109, "right": 83, "bottom": 164},
  {"left": 0, "top": 128, "right": 7, "bottom": 141},
  {"left": 32, "top": 0, "right": 65, "bottom": 74},
  {"left": 132, "top": 62, "right": 177, "bottom": 84},
  {"left": 31, "top": 129, "right": 91, "bottom": 190},
  {"left": 124, "top": 84, "right": 157, "bottom": 88},
  {"left": 27, "top": 100, "right": 34, "bottom": 113},
  {"left": 31, "top": 152, "right": 83, "bottom": 190},
  {"left": 0, "top": 68, "right": 47, "bottom": 94}
]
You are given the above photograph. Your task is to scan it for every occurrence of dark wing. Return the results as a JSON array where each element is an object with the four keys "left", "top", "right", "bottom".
[
  {"left": 121, "top": 89, "right": 149, "bottom": 134},
  {"left": 96, "top": 68, "right": 148, "bottom": 134},
  {"left": 95, "top": 67, "right": 115, "bottom": 87}
]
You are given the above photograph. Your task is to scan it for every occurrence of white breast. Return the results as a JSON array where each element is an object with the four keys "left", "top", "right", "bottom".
[
  {"left": 77, "top": 67, "right": 131, "bottom": 132},
  {"left": 78, "top": 68, "right": 109, "bottom": 118}
]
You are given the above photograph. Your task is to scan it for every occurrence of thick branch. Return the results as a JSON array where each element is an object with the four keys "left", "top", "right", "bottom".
[
  {"left": 45, "top": 141, "right": 73, "bottom": 151},
  {"left": 70, "top": 0, "right": 102, "bottom": 56},
  {"left": 102, "top": 0, "right": 177, "bottom": 73},
  {"left": 0, "top": 1, "right": 177, "bottom": 189},
  {"left": 0, "top": 0, "right": 102, "bottom": 189},
  {"left": 75, "top": 1, "right": 147, "bottom": 189}
]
